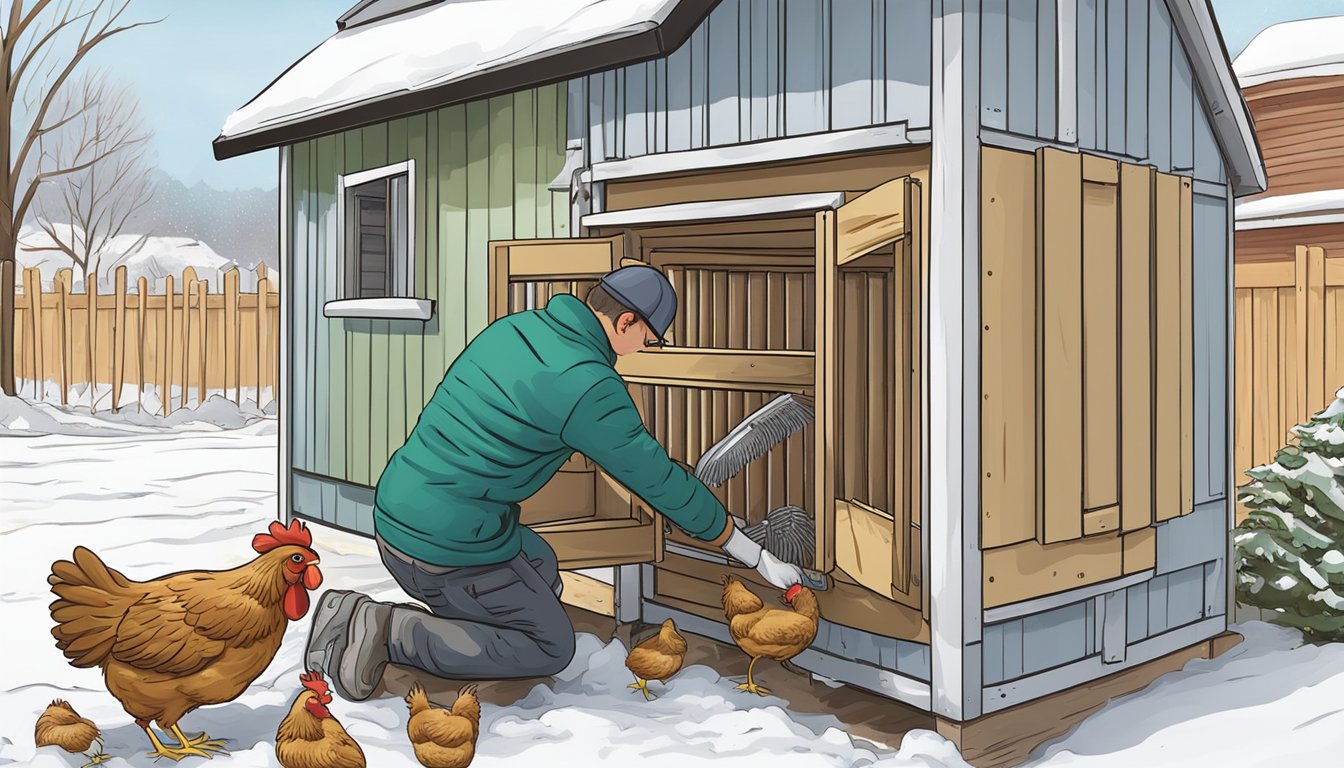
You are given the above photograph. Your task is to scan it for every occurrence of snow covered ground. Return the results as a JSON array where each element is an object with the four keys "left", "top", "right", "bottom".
[{"left": 3, "top": 411, "right": 1344, "bottom": 767}]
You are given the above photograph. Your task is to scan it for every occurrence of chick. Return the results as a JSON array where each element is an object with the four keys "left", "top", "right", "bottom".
[
  {"left": 35, "top": 699, "right": 107, "bottom": 768},
  {"left": 624, "top": 618, "right": 689, "bottom": 700},
  {"left": 405, "top": 682, "right": 481, "bottom": 768}
]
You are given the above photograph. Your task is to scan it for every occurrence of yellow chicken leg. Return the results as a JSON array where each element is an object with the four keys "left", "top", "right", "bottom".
[
  {"left": 140, "top": 720, "right": 228, "bottom": 761},
  {"left": 627, "top": 676, "right": 656, "bottom": 701},
  {"left": 735, "top": 656, "right": 772, "bottom": 697}
]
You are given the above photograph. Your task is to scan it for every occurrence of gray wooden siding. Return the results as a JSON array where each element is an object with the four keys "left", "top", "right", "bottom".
[
  {"left": 812, "top": 619, "right": 931, "bottom": 682},
  {"left": 984, "top": 562, "right": 1213, "bottom": 685},
  {"left": 287, "top": 85, "right": 570, "bottom": 520},
  {"left": 983, "top": 0, "right": 1225, "bottom": 183},
  {"left": 1194, "top": 193, "right": 1228, "bottom": 503},
  {"left": 582, "top": 0, "right": 933, "bottom": 162}
]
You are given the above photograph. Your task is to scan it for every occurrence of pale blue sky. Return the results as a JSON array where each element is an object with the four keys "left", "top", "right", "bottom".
[{"left": 69, "top": 0, "right": 1344, "bottom": 191}]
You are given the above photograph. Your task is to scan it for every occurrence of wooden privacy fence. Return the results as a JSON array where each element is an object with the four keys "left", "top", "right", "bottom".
[
  {"left": 1235, "top": 245, "right": 1344, "bottom": 520},
  {"left": 12, "top": 264, "right": 278, "bottom": 415}
]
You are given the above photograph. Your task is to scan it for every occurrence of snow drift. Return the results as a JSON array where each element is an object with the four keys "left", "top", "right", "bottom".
[{"left": 0, "top": 390, "right": 273, "bottom": 437}]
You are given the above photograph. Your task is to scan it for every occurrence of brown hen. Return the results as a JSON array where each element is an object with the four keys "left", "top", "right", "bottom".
[
  {"left": 721, "top": 576, "right": 820, "bottom": 696},
  {"left": 405, "top": 682, "right": 481, "bottom": 768},
  {"left": 34, "top": 699, "right": 107, "bottom": 767},
  {"left": 275, "top": 672, "right": 366, "bottom": 768},
  {"left": 47, "top": 520, "right": 323, "bottom": 761},
  {"left": 624, "top": 618, "right": 688, "bottom": 700}
]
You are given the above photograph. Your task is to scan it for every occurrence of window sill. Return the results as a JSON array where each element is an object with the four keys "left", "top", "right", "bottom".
[{"left": 322, "top": 298, "right": 434, "bottom": 321}]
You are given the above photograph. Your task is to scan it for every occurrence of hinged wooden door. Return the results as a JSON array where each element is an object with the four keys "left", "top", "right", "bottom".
[
  {"left": 488, "top": 235, "right": 664, "bottom": 569},
  {"left": 815, "top": 176, "right": 923, "bottom": 610}
]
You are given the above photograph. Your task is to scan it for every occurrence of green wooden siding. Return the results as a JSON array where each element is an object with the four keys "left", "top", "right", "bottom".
[{"left": 288, "top": 83, "right": 570, "bottom": 496}]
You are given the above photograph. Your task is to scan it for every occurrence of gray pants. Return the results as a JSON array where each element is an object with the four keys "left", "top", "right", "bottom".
[{"left": 375, "top": 530, "right": 577, "bottom": 680}]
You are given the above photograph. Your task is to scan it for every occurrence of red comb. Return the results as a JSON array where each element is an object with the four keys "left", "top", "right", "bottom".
[
  {"left": 252, "top": 519, "right": 313, "bottom": 554},
  {"left": 785, "top": 584, "right": 803, "bottom": 602},
  {"left": 299, "top": 671, "right": 329, "bottom": 692}
]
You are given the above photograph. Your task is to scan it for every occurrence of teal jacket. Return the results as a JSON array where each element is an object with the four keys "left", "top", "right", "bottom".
[{"left": 373, "top": 294, "right": 729, "bottom": 566}]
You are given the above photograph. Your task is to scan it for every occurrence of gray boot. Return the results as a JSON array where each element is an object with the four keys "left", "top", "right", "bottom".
[
  {"left": 334, "top": 599, "right": 393, "bottom": 701},
  {"left": 305, "top": 590, "right": 368, "bottom": 678}
]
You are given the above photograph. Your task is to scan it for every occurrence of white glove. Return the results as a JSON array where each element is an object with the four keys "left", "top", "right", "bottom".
[{"left": 722, "top": 525, "right": 807, "bottom": 590}]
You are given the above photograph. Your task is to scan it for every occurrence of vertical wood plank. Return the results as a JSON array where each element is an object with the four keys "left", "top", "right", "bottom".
[
  {"left": 225, "top": 269, "right": 240, "bottom": 404},
  {"left": 1306, "top": 246, "right": 1327, "bottom": 415},
  {"left": 162, "top": 275, "right": 174, "bottom": 415},
  {"left": 766, "top": 270, "right": 786, "bottom": 508},
  {"left": 137, "top": 275, "right": 148, "bottom": 412},
  {"left": 866, "top": 272, "right": 886, "bottom": 508},
  {"left": 1234, "top": 287, "right": 1252, "bottom": 520},
  {"left": 89, "top": 270, "right": 102, "bottom": 410},
  {"left": 1251, "top": 288, "right": 1280, "bottom": 475},
  {"left": 181, "top": 267, "right": 197, "bottom": 408},
  {"left": 815, "top": 209, "right": 837, "bottom": 571},
  {"left": 840, "top": 272, "right": 865, "bottom": 502},
  {"left": 1153, "top": 174, "right": 1182, "bottom": 520},
  {"left": 195, "top": 279, "right": 207, "bottom": 407},
  {"left": 259, "top": 266, "right": 272, "bottom": 409},
  {"left": 746, "top": 269, "right": 768, "bottom": 519},
  {"left": 113, "top": 266, "right": 127, "bottom": 411},
  {"left": 57, "top": 269, "right": 72, "bottom": 404},
  {"left": 785, "top": 270, "right": 806, "bottom": 506},
  {"left": 981, "top": 148, "right": 1037, "bottom": 548},
  {"left": 684, "top": 268, "right": 701, "bottom": 461},
  {"left": 727, "top": 270, "right": 748, "bottom": 514},
  {"left": 1178, "top": 178, "right": 1194, "bottom": 516},
  {"left": 25, "top": 268, "right": 44, "bottom": 401},
  {"left": 1037, "top": 147, "right": 1084, "bottom": 542},
  {"left": 1278, "top": 284, "right": 1300, "bottom": 450},
  {"left": 1082, "top": 168, "right": 1119, "bottom": 511},
  {"left": 1119, "top": 163, "right": 1153, "bottom": 531}
]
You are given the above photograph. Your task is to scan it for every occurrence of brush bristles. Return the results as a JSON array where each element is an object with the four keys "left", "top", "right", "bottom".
[{"left": 695, "top": 394, "right": 815, "bottom": 485}]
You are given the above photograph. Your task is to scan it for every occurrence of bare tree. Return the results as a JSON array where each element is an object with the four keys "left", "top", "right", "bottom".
[
  {"left": 25, "top": 73, "right": 155, "bottom": 286},
  {"left": 0, "top": 0, "right": 157, "bottom": 396}
]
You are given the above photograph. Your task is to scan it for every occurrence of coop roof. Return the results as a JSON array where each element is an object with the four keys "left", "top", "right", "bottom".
[
  {"left": 212, "top": 0, "right": 714, "bottom": 160},
  {"left": 214, "top": 0, "right": 1265, "bottom": 195},
  {"left": 1233, "top": 16, "right": 1344, "bottom": 88}
]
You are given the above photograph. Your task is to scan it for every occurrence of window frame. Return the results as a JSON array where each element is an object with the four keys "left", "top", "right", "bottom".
[{"left": 335, "top": 160, "right": 417, "bottom": 301}]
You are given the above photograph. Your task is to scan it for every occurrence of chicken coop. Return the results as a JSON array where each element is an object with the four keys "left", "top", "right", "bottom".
[{"left": 215, "top": 0, "right": 1264, "bottom": 764}]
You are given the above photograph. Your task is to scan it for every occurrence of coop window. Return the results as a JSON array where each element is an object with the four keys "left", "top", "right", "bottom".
[{"left": 338, "top": 161, "right": 414, "bottom": 299}]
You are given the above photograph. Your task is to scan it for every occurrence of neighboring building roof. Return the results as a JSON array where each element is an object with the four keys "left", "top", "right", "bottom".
[
  {"left": 1234, "top": 188, "right": 1344, "bottom": 230},
  {"left": 213, "top": 0, "right": 715, "bottom": 160},
  {"left": 213, "top": 0, "right": 1266, "bottom": 196},
  {"left": 1233, "top": 16, "right": 1344, "bottom": 88}
]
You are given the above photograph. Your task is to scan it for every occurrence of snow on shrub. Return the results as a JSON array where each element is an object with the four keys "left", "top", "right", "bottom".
[{"left": 1235, "top": 386, "right": 1344, "bottom": 641}]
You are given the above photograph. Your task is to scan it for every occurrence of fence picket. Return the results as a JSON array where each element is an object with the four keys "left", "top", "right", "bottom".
[
  {"left": 181, "top": 267, "right": 197, "bottom": 407},
  {"left": 225, "top": 268, "right": 240, "bottom": 404},
  {"left": 162, "top": 275, "right": 175, "bottom": 415},
  {"left": 195, "top": 279, "right": 207, "bottom": 407},
  {"left": 24, "top": 268, "right": 43, "bottom": 401},
  {"left": 10, "top": 266, "right": 279, "bottom": 418},
  {"left": 138, "top": 275, "right": 148, "bottom": 413},
  {"left": 87, "top": 271, "right": 99, "bottom": 413},
  {"left": 258, "top": 264, "right": 270, "bottom": 406},
  {"left": 113, "top": 266, "right": 127, "bottom": 412},
  {"left": 57, "top": 269, "right": 72, "bottom": 405}
]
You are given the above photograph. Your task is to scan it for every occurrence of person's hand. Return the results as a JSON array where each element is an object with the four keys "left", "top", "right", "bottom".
[
  {"left": 722, "top": 523, "right": 805, "bottom": 590},
  {"left": 755, "top": 549, "right": 806, "bottom": 590}
]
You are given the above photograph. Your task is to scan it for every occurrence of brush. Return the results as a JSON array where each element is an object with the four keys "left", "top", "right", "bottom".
[{"left": 693, "top": 393, "right": 814, "bottom": 487}]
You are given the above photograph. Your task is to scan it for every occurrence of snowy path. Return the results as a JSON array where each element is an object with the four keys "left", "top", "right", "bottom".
[{"left": 2, "top": 413, "right": 1343, "bottom": 767}]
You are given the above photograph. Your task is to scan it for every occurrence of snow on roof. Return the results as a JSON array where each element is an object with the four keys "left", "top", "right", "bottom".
[
  {"left": 218, "top": 0, "right": 681, "bottom": 151},
  {"left": 1233, "top": 16, "right": 1344, "bottom": 88},
  {"left": 1234, "top": 188, "right": 1344, "bottom": 230}
]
